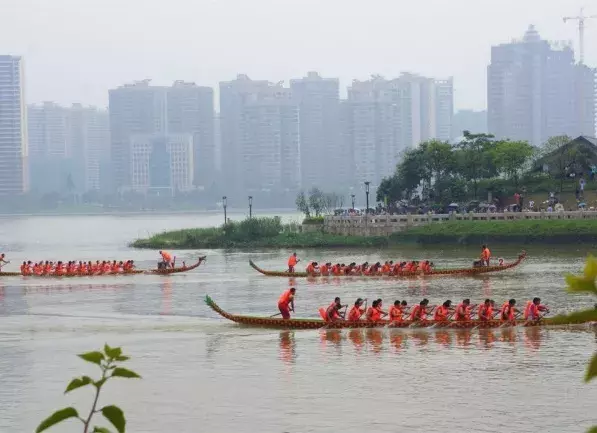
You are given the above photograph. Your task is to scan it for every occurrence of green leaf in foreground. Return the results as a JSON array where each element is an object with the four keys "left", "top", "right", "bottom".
[
  {"left": 584, "top": 255, "right": 597, "bottom": 279},
  {"left": 93, "top": 427, "right": 113, "bottom": 433},
  {"left": 64, "top": 375, "right": 93, "bottom": 393},
  {"left": 35, "top": 407, "right": 79, "bottom": 433},
  {"left": 586, "top": 353, "right": 597, "bottom": 383},
  {"left": 78, "top": 351, "right": 105, "bottom": 365},
  {"left": 111, "top": 367, "right": 141, "bottom": 379},
  {"left": 102, "top": 405, "right": 126, "bottom": 433},
  {"left": 587, "top": 426, "right": 597, "bottom": 433},
  {"left": 565, "top": 274, "right": 597, "bottom": 294},
  {"left": 104, "top": 344, "right": 122, "bottom": 359},
  {"left": 547, "top": 308, "right": 597, "bottom": 325}
]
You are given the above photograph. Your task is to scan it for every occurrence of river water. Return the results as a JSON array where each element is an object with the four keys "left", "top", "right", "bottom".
[{"left": 0, "top": 213, "right": 596, "bottom": 433}]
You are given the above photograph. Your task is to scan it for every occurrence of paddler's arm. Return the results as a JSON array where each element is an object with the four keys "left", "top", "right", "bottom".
[{"left": 290, "top": 298, "right": 295, "bottom": 312}]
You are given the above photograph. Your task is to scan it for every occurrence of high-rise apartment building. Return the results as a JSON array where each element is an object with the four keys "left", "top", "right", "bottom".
[
  {"left": 109, "top": 80, "right": 167, "bottom": 190},
  {"left": 0, "top": 55, "right": 28, "bottom": 194},
  {"left": 488, "top": 25, "right": 595, "bottom": 145},
  {"left": 130, "top": 134, "right": 194, "bottom": 193},
  {"left": 290, "top": 72, "right": 344, "bottom": 189},
  {"left": 166, "top": 81, "right": 214, "bottom": 188},
  {"left": 240, "top": 85, "right": 300, "bottom": 192},
  {"left": 219, "top": 75, "right": 272, "bottom": 194},
  {"left": 343, "top": 73, "right": 453, "bottom": 186},
  {"left": 109, "top": 80, "right": 214, "bottom": 192},
  {"left": 27, "top": 103, "right": 110, "bottom": 193}
]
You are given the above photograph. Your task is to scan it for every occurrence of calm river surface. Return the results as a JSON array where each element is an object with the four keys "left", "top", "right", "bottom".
[{"left": 0, "top": 212, "right": 596, "bottom": 433}]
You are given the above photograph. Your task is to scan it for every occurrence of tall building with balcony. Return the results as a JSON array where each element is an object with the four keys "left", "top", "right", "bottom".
[
  {"left": 109, "top": 80, "right": 214, "bottom": 192},
  {"left": 0, "top": 55, "right": 28, "bottom": 194},
  {"left": 488, "top": 25, "right": 596, "bottom": 145},
  {"left": 130, "top": 134, "right": 194, "bottom": 194},
  {"left": 109, "top": 80, "right": 167, "bottom": 190},
  {"left": 240, "top": 85, "right": 300, "bottom": 192},
  {"left": 219, "top": 75, "right": 273, "bottom": 194},
  {"left": 343, "top": 73, "right": 453, "bottom": 187},
  {"left": 290, "top": 72, "right": 344, "bottom": 189},
  {"left": 166, "top": 81, "right": 214, "bottom": 188},
  {"left": 27, "top": 103, "right": 110, "bottom": 193}
]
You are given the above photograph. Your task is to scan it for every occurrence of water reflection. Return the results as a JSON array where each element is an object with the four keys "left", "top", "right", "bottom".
[
  {"left": 481, "top": 277, "right": 492, "bottom": 297},
  {"left": 279, "top": 331, "right": 296, "bottom": 365},
  {"left": 299, "top": 326, "right": 562, "bottom": 363},
  {"left": 161, "top": 279, "right": 172, "bottom": 315}
]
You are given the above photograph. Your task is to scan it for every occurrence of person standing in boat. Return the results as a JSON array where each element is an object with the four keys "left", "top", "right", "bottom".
[
  {"left": 287, "top": 253, "right": 299, "bottom": 273},
  {"left": 0, "top": 253, "right": 9, "bottom": 271},
  {"left": 278, "top": 287, "right": 296, "bottom": 320},
  {"left": 159, "top": 250, "right": 174, "bottom": 268},
  {"left": 481, "top": 245, "right": 491, "bottom": 266}
]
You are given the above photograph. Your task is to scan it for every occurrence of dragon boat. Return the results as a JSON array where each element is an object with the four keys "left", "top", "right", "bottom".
[
  {"left": 249, "top": 251, "right": 526, "bottom": 278},
  {"left": 0, "top": 256, "right": 206, "bottom": 278},
  {"left": 205, "top": 295, "right": 595, "bottom": 330}
]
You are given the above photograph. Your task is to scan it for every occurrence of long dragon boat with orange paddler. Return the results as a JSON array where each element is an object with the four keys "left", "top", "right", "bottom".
[
  {"left": 0, "top": 256, "right": 206, "bottom": 278},
  {"left": 205, "top": 295, "right": 596, "bottom": 330},
  {"left": 249, "top": 251, "right": 526, "bottom": 278}
]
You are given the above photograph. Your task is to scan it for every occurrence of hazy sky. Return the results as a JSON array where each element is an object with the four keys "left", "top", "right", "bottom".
[{"left": 3, "top": 0, "right": 596, "bottom": 110}]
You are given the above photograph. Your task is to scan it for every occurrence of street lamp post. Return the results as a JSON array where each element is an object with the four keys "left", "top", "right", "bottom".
[
  {"left": 222, "top": 196, "right": 227, "bottom": 225},
  {"left": 351, "top": 194, "right": 355, "bottom": 209},
  {"left": 248, "top": 196, "right": 253, "bottom": 219},
  {"left": 364, "top": 182, "right": 370, "bottom": 214}
]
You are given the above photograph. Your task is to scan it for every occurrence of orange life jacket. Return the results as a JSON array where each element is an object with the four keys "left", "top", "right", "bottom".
[
  {"left": 410, "top": 305, "right": 426, "bottom": 320},
  {"left": 434, "top": 305, "right": 449, "bottom": 321},
  {"left": 388, "top": 305, "right": 402, "bottom": 322},
  {"left": 347, "top": 306, "right": 363, "bottom": 321},
  {"left": 278, "top": 290, "right": 293, "bottom": 307}
]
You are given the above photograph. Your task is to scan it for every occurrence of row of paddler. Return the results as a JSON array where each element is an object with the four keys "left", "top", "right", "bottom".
[{"left": 277, "top": 289, "right": 548, "bottom": 322}]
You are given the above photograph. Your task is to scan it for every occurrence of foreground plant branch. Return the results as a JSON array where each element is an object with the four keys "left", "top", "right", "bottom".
[
  {"left": 36, "top": 344, "right": 141, "bottom": 433},
  {"left": 565, "top": 256, "right": 597, "bottom": 433}
]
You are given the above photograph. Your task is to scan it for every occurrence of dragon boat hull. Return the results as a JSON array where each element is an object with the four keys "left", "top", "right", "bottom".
[
  {"left": 0, "top": 256, "right": 206, "bottom": 278},
  {"left": 204, "top": 295, "right": 594, "bottom": 330},
  {"left": 249, "top": 252, "right": 526, "bottom": 278}
]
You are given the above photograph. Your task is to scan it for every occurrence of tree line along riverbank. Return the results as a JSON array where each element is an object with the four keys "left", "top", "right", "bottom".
[{"left": 129, "top": 217, "right": 597, "bottom": 249}]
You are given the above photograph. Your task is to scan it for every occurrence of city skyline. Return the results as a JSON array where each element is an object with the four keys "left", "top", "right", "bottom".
[{"left": 2, "top": 0, "right": 595, "bottom": 112}]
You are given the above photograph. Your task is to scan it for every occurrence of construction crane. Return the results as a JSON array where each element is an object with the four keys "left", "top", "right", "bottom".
[{"left": 563, "top": 7, "right": 597, "bottom": 64}]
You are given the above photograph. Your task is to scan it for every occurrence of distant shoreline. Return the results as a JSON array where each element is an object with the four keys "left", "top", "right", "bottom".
[{"left": 0, "top": 208, "right": 298, "bottom": 218}]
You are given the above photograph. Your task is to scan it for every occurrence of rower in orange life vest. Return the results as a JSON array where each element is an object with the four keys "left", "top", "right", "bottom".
[
  {"left": 388, "top": 300, "right": 404, "bottom": 322},
  {"left": 454, "top": 299, "right": 472, "bottom": 321},
  {"left": 277, "top": 287, "right": 296, "bottom": 320},
  {"left": 433, "top": 300, "right": 453, "bottom": 321},
  {"left": 305, "top": 261, "right": 319, "bottom": 275},
  {"left": 326, "top": 297, "right": 346, "bottom": 321},
  {"left": 410, "top": 299, "right": 430, "bottom": 321},
  {"left": 159, "top": 250, "right": 173, "bottom": 268},
  {"left": 347, "top": 298, "right": 367, "bottom": 321},
  {"left": 500, "top": 299, "right": 519, "bottom": 321},
  {"left": 366, "top": 299, "right": 385, "bottom": 321},
  {"left": 481, "top": 244, "right": 491, "bottom": 266},
  {"left": 524, "top": 297, "right": 549, "bottom": 321},
  {"left": 287, "top": 252, "right": 299, "bottom": 273},
  {"left": 477, "top": 299, "right": 494, "bottom": 321},
  {"left": 319, "top": 262, "right": 331, "bottom": 276}
]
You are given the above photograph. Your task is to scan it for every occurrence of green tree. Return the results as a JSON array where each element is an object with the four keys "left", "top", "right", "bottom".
[
  {"left": 421, "top": 140, "right": 456, "bottom": 199},
  {"left": 454, "top": 132, "right": 497, "bottom": 199},
  {"left": 493, "top": 140, "right": 535, "bottom": 187},
  {"left": 295, "top": 191, "right": 310, "bottom": 218},
  {"left": 308, "top": 187, "right": 324, "bottom": 216},
  {"left": 36, "top": 344, "right": 140, "bottom": 433}
]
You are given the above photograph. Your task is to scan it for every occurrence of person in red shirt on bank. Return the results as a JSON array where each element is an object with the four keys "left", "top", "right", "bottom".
[{"left": 278, "top": 288, "right": 296, "bottom": 320}]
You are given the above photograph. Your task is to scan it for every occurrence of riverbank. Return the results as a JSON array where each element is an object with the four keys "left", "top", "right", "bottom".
[
  {"left": 130, "top": 217, "right": 597, "bottom": 249},
  {"left": 131, "top": 227, "right": 388, "bottom": 249},
  {"left": 390, "top": 219, "right": 597, "bottom": 245}
]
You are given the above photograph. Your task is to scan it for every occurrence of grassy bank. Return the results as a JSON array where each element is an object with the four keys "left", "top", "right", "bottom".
[
  {"left": 131, "top": 217, "right": 388, "bottom": 249},
  {"left": 392, "top": 219, "right": 597, "bottom": 245}
]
